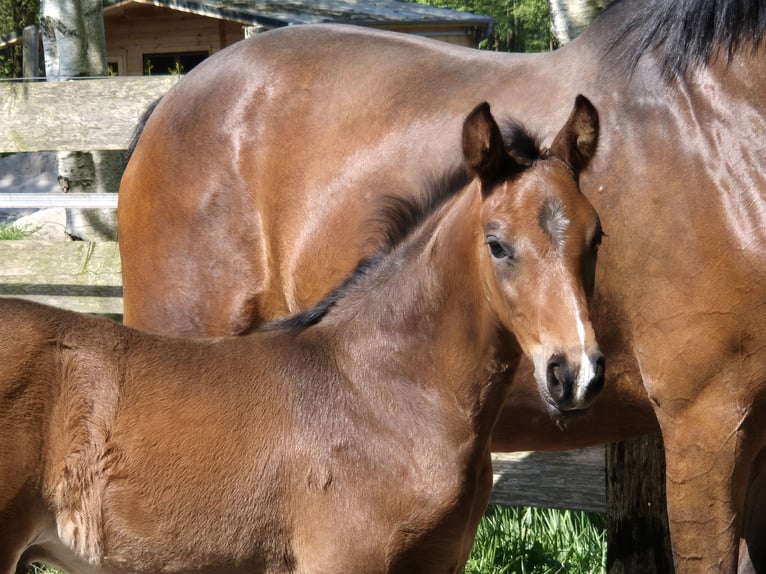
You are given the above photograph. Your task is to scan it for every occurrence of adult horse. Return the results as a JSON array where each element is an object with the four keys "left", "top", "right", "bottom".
[
  {"left": 118, "top": 0, "right": 766, "bottom": 571},
  {"left": 1, "top": 100, "right": 603, "bottom": 574}
]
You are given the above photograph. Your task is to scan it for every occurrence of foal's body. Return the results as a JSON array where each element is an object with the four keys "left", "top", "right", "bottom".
[
  {"left": 4, "top": 303, "right": 497, "bottom": 573},
  {"left": 1, "top": 101, "right": 602, "bottom": 573}
]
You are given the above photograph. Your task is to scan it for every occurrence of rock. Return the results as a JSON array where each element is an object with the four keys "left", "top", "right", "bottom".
[{"left": 12, "top": 208, "right": 68, "bottom": 240}]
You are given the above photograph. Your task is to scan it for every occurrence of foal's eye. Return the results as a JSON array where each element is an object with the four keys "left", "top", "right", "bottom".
[{"left": 486, "top": 235, "right": 512, "bottom": 260}]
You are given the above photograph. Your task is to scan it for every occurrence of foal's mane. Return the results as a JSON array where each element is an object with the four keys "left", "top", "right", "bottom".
[
  {"left": 262, "top": 122, "right": 542, "bottom": 331},
  {"left": 602, "top": 0, "right": 766, "bottom": 79}
]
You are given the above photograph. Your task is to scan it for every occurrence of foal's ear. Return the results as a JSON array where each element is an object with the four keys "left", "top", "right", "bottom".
[
  {"left": 462, "top": 102, "right": 511, "bottom": 185},
  {"left": 549, "top": 95, "right": 599, "bottom": 175}
]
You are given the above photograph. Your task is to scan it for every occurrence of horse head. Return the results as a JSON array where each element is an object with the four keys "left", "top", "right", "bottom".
[{"left": 464, "top": 95, "right": 604, "bottom": 413}]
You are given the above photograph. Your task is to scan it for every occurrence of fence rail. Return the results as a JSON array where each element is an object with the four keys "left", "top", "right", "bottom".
[
  {"left": 1, "top": 76, "right": 607, "bottom": 514},
  {"left": 0, "top": 76, "right": 180, "bottom": 153},
  {"left": 0, "top": 192, "right": 118, "bottom": 209}
]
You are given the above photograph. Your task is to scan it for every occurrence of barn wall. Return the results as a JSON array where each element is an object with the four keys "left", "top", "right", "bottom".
[
  {"left": 104, "top": 3, "right": 484, "bottom": 76},
  {"left": 375, "top": 23, "right": 483, "bottom": 47},
  {"left": 104, "top": 4, "right": 245, "bottom": 75}
]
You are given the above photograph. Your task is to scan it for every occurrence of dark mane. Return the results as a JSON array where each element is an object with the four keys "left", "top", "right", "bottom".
[
  {"left": 259, "top": 169, "right": 467, "bottom": 332},
  {"left": 261, "top": 122, "right": 543, "bottom": 332},
  {"left": 602, "top": 0, "right": 766, "bottom": 79},
  {"left": 124, "top": 97, "right": 162, "bottom": 164},
  {"left": 499, "top": 120, "right": 543, "bottom": 165},
  {"left": 370, "top": 166, "right": 470, "bottom": 251}
]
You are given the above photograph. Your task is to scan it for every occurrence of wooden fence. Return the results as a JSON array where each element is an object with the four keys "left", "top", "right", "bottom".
[{"left": 0, "top": 76, "right": 607, "bottom": 514}]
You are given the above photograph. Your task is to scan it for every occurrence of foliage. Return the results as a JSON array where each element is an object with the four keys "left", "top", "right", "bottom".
[
  {"left": 406, "top": 0, "right": 552, "bottom": 52},
  {"left": 465, "top": 505, "right": 606, "bottom": 573},
  {"left": 0, "top": 0, "right": 40, "bottom": 77},
  {"left": 0, "top": 222, "right": 32, "bottom": 239}
]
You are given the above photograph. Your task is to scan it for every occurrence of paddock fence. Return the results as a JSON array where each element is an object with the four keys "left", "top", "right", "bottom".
[{"left": 0, "top": 76, "right": 607, "bottom": 514}]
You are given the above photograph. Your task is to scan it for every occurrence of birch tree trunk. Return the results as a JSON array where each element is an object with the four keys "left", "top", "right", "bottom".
[
  {"left": 548, "top": 0, "right": 602, "bottom": 46},
  {"left": 41, "top": 0, "right": 119, "bottom": 241}
]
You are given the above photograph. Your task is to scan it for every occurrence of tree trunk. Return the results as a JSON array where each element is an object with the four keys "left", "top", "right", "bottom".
[
  {"left": 548, "top": 0, "right": 602, "bottom": 46},
  {"left": 40, "top": 0, "right": 119, "bottom": 241},
  {"left": 606, "top": 433, "right": 675, "bottom": 574}
]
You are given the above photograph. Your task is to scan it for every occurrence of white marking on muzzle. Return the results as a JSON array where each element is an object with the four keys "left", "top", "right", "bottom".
[{"left": 574, "top": 313, "right": 596, "bottom": 404}]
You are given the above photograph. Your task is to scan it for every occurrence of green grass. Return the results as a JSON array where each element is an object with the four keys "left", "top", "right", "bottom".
[
  {"left": 28, "top": 505, "right": 605, "bottom": 574},
  {"left": 0, "top": 222, "right": 31, "bottom": 239},
  {"left": 465, "top": 505, "right": 606, "bottom": 574}
]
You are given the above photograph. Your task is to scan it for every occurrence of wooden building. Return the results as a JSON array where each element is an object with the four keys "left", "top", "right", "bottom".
[{"left": 102, "top": 0, "right": 494, "bottom": 76}]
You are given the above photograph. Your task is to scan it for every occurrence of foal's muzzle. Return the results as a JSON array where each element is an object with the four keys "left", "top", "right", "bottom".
[{"left": 545, "top": 352, "right": 605, "bottom": 412}]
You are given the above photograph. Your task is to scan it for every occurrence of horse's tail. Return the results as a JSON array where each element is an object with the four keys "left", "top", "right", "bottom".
[{"left": 124, "top": 97, "right": 163, "bottom": 165}]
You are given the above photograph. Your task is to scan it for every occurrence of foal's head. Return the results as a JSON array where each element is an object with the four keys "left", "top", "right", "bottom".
[{"left": 464, "top": 95, "right": 604, "bottom": 413}]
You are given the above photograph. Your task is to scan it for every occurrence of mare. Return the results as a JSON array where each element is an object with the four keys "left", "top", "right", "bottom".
[
  {"left": 117, "top": 0, "right": 766, "bottom": 571},
  {"left": 0, "top": 100, "right": 604, "bottom": 574}
]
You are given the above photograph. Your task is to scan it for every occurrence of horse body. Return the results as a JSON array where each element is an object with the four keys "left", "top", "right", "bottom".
[
  {"left": 119, "top": 26, "right": 569, "bottom": 332},
  {"left": 590, "top": 43, "right": 766, "bottom": 571},
  {"left": 3, "top": 101, "right": 602, "bottom": 573},
  {"left": 120, "top": 22, "right": 644, "bottom": 443}
]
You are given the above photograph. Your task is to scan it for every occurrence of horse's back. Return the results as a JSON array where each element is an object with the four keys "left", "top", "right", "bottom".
[{"left": 117, "top": 25, "right": 557, "bottom": 337}]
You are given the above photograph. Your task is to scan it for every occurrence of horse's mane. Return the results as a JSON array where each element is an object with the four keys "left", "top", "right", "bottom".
[
  {"left": 602, "top": 0, "right": 766, "bottom": 79},
  {"left": 260, "top": 173, "right": 467, "bottom": 331},
  {"left": 262, "top": 123, "right": 542, "bottom": 331},
  {"left": 124, "top": 97, "right": 162, "bottom": 163}
]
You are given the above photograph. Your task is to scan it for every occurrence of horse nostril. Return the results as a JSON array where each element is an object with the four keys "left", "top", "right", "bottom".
[
  {"left": 546, "top": 354, "right": 572, "bottom": 402},
  {"left": 547, "top": 361, "right": 560, "bottom": 386},
  {"left": 590, "top": 353, "right": 606, "bottom": 394},
  {"left": 595, "top": 354, "right": 605, "bottom": 378}
]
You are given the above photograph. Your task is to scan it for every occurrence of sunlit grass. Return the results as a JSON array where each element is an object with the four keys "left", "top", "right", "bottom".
[
  {"left": 464, "top": 505, "right": 606, "bottom": 574},
  {"left": 0, "top": 222, "right": 31, "bottom": 239}
]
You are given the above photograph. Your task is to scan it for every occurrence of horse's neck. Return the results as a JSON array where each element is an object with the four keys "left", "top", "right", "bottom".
[{"left": 330, "top": 185, "right": 517, "bottom": 428}]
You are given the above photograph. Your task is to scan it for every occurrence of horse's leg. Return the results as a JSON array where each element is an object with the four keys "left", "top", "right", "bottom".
[
  {"left": 0, "top": 342, "right": 54, "bottom": 573},
  {"left": 738, "top": 447, "right": 766, "bottom": 573},
  {"left": 657, "top": 392, "right": 764, "bottom": 574},
  {"left": 0, "top": 484, "right": 47, "bottom": 574}
]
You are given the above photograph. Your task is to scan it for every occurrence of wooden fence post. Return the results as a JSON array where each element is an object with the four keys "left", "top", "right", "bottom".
[
  {"left": 606, "top": 433, "right": 675, "bottom": 573},
  {"left": 22, "top": 26, "right": 39, "bottom": 79}
]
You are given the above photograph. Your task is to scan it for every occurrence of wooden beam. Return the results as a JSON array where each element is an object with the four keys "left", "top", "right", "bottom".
[
  {"left": 22, "top": 26, "right": 40, "bottom": 79},
  {"left": 0, "top": 192, "right": 118, "bottom": 208},
  {"left": 0, "top": 241, "right": 122, "bottom": 317},
  {"left": 0, "top": 76, "right": 180, "bottom": 153},
  {"left": 491, "top": 446, "right": 605, "bottom": 513}
]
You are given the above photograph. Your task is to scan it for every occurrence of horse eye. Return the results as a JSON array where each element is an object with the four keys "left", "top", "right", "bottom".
[{"left": 486, "top": 235, "right": 511, "bottom": 259}]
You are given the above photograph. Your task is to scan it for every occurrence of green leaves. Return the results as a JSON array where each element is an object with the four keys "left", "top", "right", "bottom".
[
  {"left": 0, "top": 0, "right": 40, "bottom": 77},
  {"left": 465, "top": 505, "right": 607, "bottom": 573},
  {"left": 406, "top": 0, "right": 553, "bottom": 52}
]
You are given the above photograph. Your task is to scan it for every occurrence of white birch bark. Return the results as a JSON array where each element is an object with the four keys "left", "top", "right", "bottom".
[
  {"left": 548, "top": 0, "right": 601, "bottom": 46},
  {"left": 41, "top": 0, "right": 118, "bottom": 241}
]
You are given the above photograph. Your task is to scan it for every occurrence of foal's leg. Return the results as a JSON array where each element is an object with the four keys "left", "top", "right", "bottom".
[{"left": 0, "top": 485, "right": 47, "bottom": 574}]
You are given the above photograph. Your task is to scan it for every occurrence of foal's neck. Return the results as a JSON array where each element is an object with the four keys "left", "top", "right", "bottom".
[{"left": 330, "top": 184, "right": 519, "bottom": 428}]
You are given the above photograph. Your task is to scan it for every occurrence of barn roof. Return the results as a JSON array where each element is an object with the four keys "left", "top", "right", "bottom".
[{"left": 103, "top": 0, "right": 494, "bottom": 33}]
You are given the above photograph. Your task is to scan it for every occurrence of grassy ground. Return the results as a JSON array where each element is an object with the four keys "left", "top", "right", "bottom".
[
  {"left": 465, "top": 505, "right": 606, "bottom": 573},
  {"left": 29, "top": 505, "right": 605, "bottom": 574},
  {"left": 0, "top": 222, "right": 30, "bottom": 239}
]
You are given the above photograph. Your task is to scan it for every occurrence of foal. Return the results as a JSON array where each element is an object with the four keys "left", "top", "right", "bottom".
[{"left": 0, "top": 96, "right": 603, "bottom": 574}]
